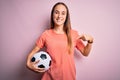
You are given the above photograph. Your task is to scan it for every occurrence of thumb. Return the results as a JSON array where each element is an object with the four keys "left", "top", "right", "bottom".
[
  {"left": 77, "top": 34, "right": 84, "bottom": 39},
  {"left": 34, "top": 60, "right": 40, "bottom": 64},
  {"left": 79, "top": 34, "right": 83, "bottom": 39}
]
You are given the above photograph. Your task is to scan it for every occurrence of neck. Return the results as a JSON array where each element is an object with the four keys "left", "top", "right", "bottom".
[{"left": 53, "top": 25, "right": 65, "bottom": 34}]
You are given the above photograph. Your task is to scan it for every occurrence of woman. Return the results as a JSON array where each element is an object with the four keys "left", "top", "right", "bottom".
[{"left": 26, "top": 2, "right": 93, "bottom": 80}]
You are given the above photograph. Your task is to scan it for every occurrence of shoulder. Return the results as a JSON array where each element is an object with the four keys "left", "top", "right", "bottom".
[
  {"left": 41, "top": 29, "right": 52, "bottom": 35},
  {"left": 71, "top": 29, "right": 79, "bottom": 35},
  {"left": 39, "top": 29, "right": 54, "bottom": 39},
  {"left": 70, "top": 29, "right": 80, "bottom": 40}
]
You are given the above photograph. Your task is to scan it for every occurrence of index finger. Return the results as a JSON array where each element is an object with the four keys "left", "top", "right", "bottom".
[{"left": 34, "top": 60, "right": 40, "bottom": 64}]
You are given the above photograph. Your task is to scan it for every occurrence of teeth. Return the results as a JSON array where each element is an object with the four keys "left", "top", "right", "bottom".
[{"left": 57, "top": 20, "right": 61, "bottom": 22}]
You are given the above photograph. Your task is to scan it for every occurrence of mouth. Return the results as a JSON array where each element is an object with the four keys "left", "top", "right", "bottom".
[
  {"left": 56, "top": 18, "right": 63, "bottom": 22},
  {"left": 57, "top": 20, "right": 61, "bottom": 22}
]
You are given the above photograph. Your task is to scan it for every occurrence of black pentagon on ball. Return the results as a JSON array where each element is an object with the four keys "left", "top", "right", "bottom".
[
  {"left": 49, "top": 60, "right": 51, "bottom": 66},
  {"left": 31, "top": 57, "right": 35, "bottom": 62},
  {"left": 40, "top": 54, "right": 47, "bottom": 60},
  {"left": 38, "top": 64, "right": 45, "bottom": 68}
]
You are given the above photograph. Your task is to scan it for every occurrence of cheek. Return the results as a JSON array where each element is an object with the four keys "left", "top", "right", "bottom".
[
  {"left": 53, "top": 14, "right": 58, "bottom": 18},
  {"left": 53, "top": 16, "right": 56, "bottom": 22},
  {"left": 63, "top": 14, "right": 67, "bottom": 19},
  {"left": 63, "top": 15, "right": 67, "bottom": 21}
]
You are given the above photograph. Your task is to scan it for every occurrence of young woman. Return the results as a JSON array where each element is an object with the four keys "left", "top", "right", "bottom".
[{"left": 26, "top": 2, "right": 93, "bottom": 80}]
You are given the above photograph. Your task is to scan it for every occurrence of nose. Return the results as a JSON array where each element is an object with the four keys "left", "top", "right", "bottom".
[{"left": 58, "top": 13, "right": 62, "bottom": 18}]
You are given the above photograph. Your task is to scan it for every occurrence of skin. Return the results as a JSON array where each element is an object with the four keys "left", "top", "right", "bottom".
[
  {"left": 78, "top": 34, "right": 93, "bottom": 56},
  {"left": 26, "top": 4, "right": 93, "bottom": 73},
  {"left": 26, "top": 46, "right": 45, "bottom": 72},
  {"left": 52, "top": 4, "right": 67, "bottom": 34}
]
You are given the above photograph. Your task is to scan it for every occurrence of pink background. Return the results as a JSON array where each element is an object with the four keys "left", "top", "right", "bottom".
[{"left": 0, "top": 0, "right": 120, "bottom": 80}]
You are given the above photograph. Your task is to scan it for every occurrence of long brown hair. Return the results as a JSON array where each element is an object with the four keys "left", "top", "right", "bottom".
[{"left": 50, "top": 2, "right": 72, "bottom": 54}]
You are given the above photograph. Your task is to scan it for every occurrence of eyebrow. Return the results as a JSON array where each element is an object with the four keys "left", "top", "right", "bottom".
[{"left": 54, "top": 9, "right": 66, "bottom": 12}]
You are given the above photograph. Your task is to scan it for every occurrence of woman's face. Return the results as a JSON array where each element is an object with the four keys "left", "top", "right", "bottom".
[{"left": 53, "top": 4, "right": 67, "bottom": 27}]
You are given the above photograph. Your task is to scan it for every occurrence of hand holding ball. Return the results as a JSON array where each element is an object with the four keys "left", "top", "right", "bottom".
[{"left": 31, "top": 51, "right": 51, "bottom": 71}]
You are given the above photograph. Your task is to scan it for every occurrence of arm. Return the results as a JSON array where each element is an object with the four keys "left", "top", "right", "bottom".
[
  {"left": 26, "top": 45, "right": 45, "bottom": 72},
  {"left": 79, "top": 34, "right": 93, "bottom": 56}
]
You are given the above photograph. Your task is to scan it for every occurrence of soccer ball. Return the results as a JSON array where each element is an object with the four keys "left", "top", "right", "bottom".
[{"left": 31, "top": 51, "right": 51, "bottom": 71}]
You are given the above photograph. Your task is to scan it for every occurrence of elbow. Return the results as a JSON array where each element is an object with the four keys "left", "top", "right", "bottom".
[
  {"left": 83, "top": 52, "right": 89, "bottom": 57},
  {"left": 83, "top": 53, "right": 89, "bottom": 57},
  {"left": 82, "top": 50, "right": 90, "bottom": 57},
  {"left": 81, "top": 46, "right": 92, "bottom": 57}
]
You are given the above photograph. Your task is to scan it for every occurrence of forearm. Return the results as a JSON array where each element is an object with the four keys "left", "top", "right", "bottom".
[
  {"left": 26, "top": 45, "right": 40, "bottom": 68},
  {"left": 83, "top": 43, "right": 92, "bottom": 56},
  {"left": 79, "top": 34, "right": 93, "bottom": 56},
  {"left": 26, "top": 45, "right": 46, "bottom": 72}
]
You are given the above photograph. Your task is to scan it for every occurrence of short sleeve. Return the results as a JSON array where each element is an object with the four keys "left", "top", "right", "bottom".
[
  {"left": 36, "top": 31, "right": 46, "bottom": 48},
  {"left": 76, "top": 39, "right": 85, "bottom": 51},
  {"left": 74, "top": 30, "right": 85, "bottom": 51}
]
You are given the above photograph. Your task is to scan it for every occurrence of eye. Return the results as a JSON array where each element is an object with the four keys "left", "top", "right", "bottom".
[
  {"left": 54, "top": 10, "right": 59, "bottom": 14},
  {"left": 62, "top": 11, "right": 66, "bottom": 15}
]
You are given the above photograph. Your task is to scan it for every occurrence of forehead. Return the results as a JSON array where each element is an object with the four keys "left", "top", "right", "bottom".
[{"left": 54, "top": 4, "right": 67, "bottom": 12}]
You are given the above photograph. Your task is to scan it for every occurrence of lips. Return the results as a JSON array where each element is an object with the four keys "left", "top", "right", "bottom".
[
  {"left": 53, "top": 17, "right": 65, "bottom": 25},
  {"left": 57, "top": 20, "right": 61, "bottom": 22},
  {"left": 56, "top": 18, "right": 63, "bottom": 22}
]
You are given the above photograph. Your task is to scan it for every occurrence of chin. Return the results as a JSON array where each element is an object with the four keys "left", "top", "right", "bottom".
[
  {"left": 55, "top": 23, "right": 64, "bottom": 26},
  {"left": 55, "top": 21, "right": 64, "bottom": 26}
]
